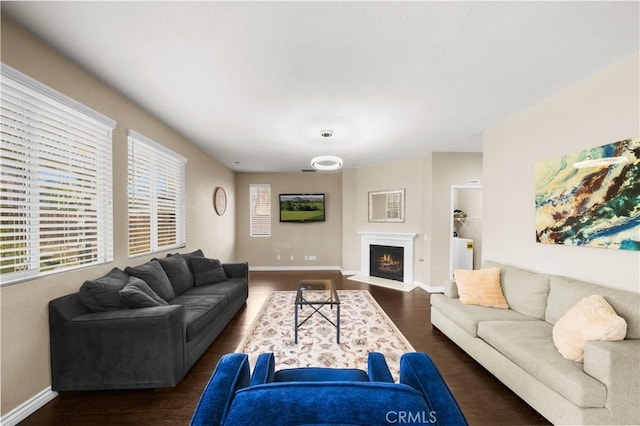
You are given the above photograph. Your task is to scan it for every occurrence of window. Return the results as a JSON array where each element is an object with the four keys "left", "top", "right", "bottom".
[
  {"left": 127, "top": 130, "right": 186, "bottom": 256},
  {"left": 0, "top": 63, "right": 116, "bottom": 284},
  {"left": 250, "top": 184, "right": 271, "bottom": 237}
]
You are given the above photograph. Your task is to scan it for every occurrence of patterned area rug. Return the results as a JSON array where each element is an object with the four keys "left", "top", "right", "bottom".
[{"left": 235, "top": 290, "right": 414, "bottom": 380}]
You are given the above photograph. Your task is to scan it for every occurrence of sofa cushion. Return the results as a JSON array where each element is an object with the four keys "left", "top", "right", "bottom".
[
  {"left": 78, "top": 268, "right": 130, "bottom": 312},
  {"left": 454, "top": 267, "right": 509, "bottom": 309},
  {"left": 273, "top": 368, "right": 369, "bottom": 382},
  {"left": 430, "top": 294, "right": 536, "bottom": 337},
  {"left": 184, "top": 278, "right": 247, "bottom": 304},
  {"left": 125, "top": 260, "right": 175, "bottom": 302},
  {"left": 224, "top": 382, "right": 430, "bottom": 426},
  {"left": 157, "top": 255, "right": 194, "bottom": 296},
  {"left": 553, "top": 295, "right": 627, "bottom": 362},
  {"left": 483, "top": 261, "right": 550, "bottom": 319},
  {"left": 171, "top": 294, "right": 228, "bottom": 341},
  {"left": 118, "top": 276, "right": 168, "bottom": 308},
  {"left": 477, "top": 320, "right": 607, "bottom": 408},
  {"left": 545, "top": 275, "right": 640, "bottom": 339},
  {"left": 189, "top": 257, "right": 229, "bottom": 286}
]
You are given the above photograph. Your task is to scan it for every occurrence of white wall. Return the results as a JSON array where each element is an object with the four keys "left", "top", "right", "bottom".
[{"left": 483, "top": 53, "right": 640, "bottom": 292}]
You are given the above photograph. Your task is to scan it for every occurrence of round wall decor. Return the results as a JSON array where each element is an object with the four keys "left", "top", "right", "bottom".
[{"left": 214, "top": 186, "right": 227, "bottom": 216}]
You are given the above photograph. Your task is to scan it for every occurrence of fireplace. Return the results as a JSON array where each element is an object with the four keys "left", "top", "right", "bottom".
[
  {"left": 355, "top": 232, "right": 416, "bottom": 291},
  {"left": 370, "top": 244, "right": 404, "bottom": 282}
]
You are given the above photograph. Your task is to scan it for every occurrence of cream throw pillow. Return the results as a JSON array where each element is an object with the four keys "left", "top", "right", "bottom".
[
  {"left": 454, "top": 267, "right": 509, "bottom": 309},
  {"left": 552, "top": 294, "right": 627, "bottom": 362}
]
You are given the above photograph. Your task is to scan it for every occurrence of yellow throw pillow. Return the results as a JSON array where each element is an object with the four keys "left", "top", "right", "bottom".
[
  {"left": 552, "top": 294, "right": 627, "bottom": 362},
  {"left": 454, "top": 267, "right": 509, "bottom": 309}
]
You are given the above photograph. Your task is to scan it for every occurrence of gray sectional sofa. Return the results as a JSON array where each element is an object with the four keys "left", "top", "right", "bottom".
[
  {"left": 430, "top": 260, "right": 640, "bottom": 425},
  {"left": 49, "top": 250, "right": 248, "bottom": 391}
]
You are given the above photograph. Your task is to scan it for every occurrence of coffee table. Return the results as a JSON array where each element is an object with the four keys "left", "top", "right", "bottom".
[{"left": 294, "top": 279, "right": 340, "bottom": 344}]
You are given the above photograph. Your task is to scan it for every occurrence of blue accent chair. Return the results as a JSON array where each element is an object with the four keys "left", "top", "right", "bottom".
[{"left": 190, "top": 352, "right": 467, "bottom": 426}]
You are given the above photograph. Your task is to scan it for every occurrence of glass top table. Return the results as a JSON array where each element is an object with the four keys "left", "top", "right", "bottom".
[{"left": 294, "top": 279, "right": 340, "bottom": 344}]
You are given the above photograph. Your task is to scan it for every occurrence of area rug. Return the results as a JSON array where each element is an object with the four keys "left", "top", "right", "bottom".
[{"left": 235, "top": 290, "right": 414, "bottom": 380}]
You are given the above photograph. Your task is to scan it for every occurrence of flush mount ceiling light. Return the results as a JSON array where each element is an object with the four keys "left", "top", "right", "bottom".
[
  {"left": 311, "top": 130, "right": 343, "bottom": 171},
  {"left": 311, "top": 155, "right": 343, "bottom": 171},
  {"left": 573, "top": 156, "right": 628, "bottom": 169}
]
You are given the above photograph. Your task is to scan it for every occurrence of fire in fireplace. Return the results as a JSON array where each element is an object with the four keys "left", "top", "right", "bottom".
[{"left": 370, "top": 244, "right": 404, "bottom": 282}]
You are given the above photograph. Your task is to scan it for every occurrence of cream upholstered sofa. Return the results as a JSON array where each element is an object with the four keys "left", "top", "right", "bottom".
[{"left": 430, "top": 260, "right": 640, "bottom": 425}]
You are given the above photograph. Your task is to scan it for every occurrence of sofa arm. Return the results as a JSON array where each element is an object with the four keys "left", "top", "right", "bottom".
[
  {"left": 368, "top": 352, "right": 394, "bottom": 382},
  {"left": 251, "top": 353, "right": 275, "bottom": 385},
  {"left": 191, "top": 353, "right": 251, "bottom": 426},
  {"left": 444, "top": 279, "right": 459, "bottom": 298},
  {"left": 223, "top": 262, "right": 248, "bottom": 279},
  {"left": 400, "top": 352, "right": 468, "bottom": 426},
  {"left": 50, "top": 304, "right": 187, "bottom": 390},
  {"left": 584, "top": 339, "right": 640, "bottom": 424}
]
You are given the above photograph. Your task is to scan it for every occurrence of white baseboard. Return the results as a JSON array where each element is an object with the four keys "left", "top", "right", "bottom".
[
  {"left": 249, "top": 265, "right": 342, "bottom": 272},
  {"left": 348, "top": 275, "right": 416, "bottom": 292},
  {"left": 415, "top": 282, "right": 444, "bottom": 293},
  {"left": 247, "top": 268, "right": 445, "bottom": 294},
  {"left": 1, "top": 387, "right": 58, "bottom": 426}
]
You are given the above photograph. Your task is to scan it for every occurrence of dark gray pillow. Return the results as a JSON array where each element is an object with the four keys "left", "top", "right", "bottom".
[
  {"left": 189, "top": 257, "right": 229, "bottom": 286},
  {"left": 125, "top": 260, "right": 175, "bottom": 302},
  {"left": 157, "top": 255, "right": 194, "bottom": 296},
  {"left": 119, "top": 276, "right": 168, "bottom": 308},
  {"left": 79, "top": 268, "right": 130, "bottom": 312},
  {"left": 178, "top": 249, "right": 205, "bottom": 271},
  {"left": 185, "top": 249, "right": 205, "bottom": 258}
]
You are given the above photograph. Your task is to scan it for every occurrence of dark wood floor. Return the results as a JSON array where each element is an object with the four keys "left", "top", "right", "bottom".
[{"left": 21, "top": 271, "right": 550, "bottom": 425}]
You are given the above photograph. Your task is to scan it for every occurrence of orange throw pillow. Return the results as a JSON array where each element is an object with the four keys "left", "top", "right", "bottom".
[{"left": 454, "top": 267, "right": 509, "bottom": 309}]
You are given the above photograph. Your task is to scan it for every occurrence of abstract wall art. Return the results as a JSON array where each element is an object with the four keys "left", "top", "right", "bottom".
[{"left": 535, "top": 137, "right": 639, "bottom": 251}]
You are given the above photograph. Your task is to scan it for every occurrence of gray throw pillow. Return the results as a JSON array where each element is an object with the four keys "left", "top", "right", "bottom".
[
  {"left": 157, "top": 255, "right": 194, "bottom": 296},
  {"left": 189, "top": 257, "right": 229, "bottom": 286},
  {"left": 79, "top": 268, "right": 130, "bottom": 312},
  {"left": 125, "top": 260, "right": 175, "bottom": 302},
  {"left": 178, "top": 249, "right": 205, "bottom": 272},
  {"left": 119, "top": 277, "right": 168, "bottom": 308}
]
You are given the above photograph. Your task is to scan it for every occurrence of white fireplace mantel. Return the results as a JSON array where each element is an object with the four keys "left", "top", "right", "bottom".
[{"left": 351, "top": 231, "right": 417, "bottom": 291}]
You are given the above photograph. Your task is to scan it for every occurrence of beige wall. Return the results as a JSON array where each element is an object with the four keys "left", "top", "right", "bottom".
[
  {"left": 431, "top": 153, "right": 483, "bottom": 285},
  {"left": 341, "top": 154, "right": 483, "bottom": 286},
  {"left": 1, "top": 16, "right": 236, "bottom": 415},
  {"left": 235, "top": 172, "right": 342, "bottom": 268},
  {"left": 342, "top": 156, "right": 431, "bottom": 283},
  {"left": 483, "top": 53, "right": 640, "bottom": 292}
]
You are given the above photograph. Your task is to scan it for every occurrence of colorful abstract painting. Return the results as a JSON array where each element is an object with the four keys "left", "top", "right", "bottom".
[{"left": 535, "top": 138, "right": 640, "bottom": 251}]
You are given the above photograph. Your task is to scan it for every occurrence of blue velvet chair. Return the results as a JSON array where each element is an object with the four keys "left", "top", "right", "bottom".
[{"left": 190, "top": 352, "right": 467, "bottom": 426}]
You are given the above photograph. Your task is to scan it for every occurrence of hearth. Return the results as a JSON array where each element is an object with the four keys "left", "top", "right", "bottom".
[{"left": 370, "top": 244, "right": 404, "bottom": 282}]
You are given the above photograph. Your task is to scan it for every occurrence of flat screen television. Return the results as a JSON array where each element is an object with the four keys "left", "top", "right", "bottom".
[{"left": 279, "top": 193, "right": 326, "bottom": 223}]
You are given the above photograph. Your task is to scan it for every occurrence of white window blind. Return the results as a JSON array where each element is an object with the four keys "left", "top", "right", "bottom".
[
  {"left": 127, "top": 130, "right": 186, "bottom": 256},
  {"left": 0, "top": 63, "right": 116, "bottom": 285},
  {"left": 250, "top": 184, "right": 271, "bottom": 237}
]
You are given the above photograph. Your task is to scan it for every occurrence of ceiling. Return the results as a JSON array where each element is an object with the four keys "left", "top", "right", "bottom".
[{"left": 3, "top": 2, "right": 639, "bottom": 173}]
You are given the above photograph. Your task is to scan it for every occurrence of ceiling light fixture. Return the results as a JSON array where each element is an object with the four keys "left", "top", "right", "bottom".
[
  {"left": 311, "top": 155, "right": 343, "bottom": 171},
  {"left": 573, "top": 156, "right": 628, "bottom": 169},
  {"left": 311, "top": 130, "right": 343, "bottom": 171}
]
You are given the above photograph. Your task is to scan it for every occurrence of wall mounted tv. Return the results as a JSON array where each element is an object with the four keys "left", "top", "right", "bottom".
[{"left": 279, "top": 193, "right": 326, "bottom": 223}]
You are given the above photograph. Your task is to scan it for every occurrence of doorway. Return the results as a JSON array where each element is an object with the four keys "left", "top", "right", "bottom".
[{"left": 449, "top": 185, "right": 483, "bottom": 279}]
